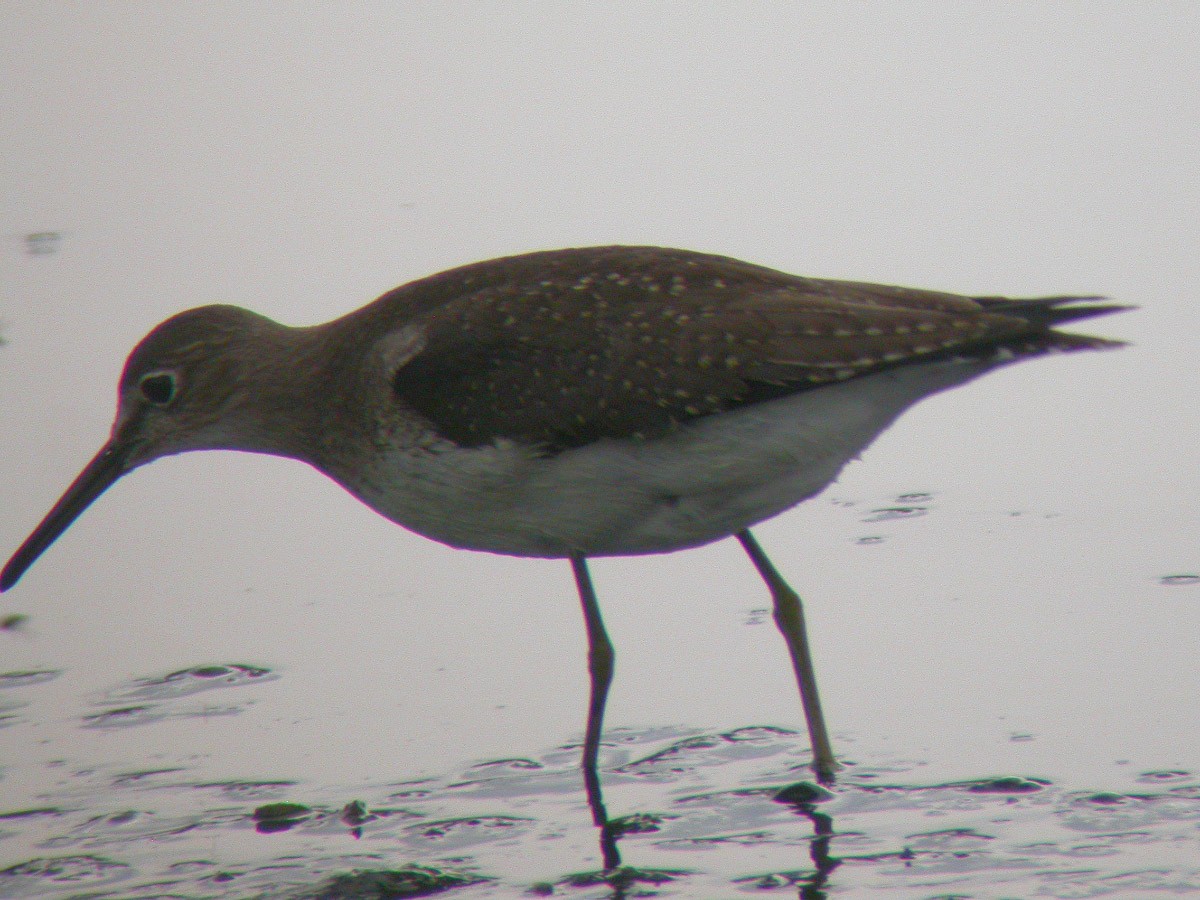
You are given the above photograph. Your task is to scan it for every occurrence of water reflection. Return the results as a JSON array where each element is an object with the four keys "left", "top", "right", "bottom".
[{"left": 2, "top": 716, "right": 1199, "bottom": 897}]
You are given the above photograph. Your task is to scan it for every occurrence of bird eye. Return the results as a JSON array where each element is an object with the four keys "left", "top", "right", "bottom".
[{"left": 138, "top": 371, "right": 177, "bottom": 406}]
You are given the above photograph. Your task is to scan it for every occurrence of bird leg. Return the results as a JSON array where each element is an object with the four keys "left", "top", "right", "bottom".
[
  {"left": 570, "top": 553, "right": 622, "bottom": 870},
  {"left": 737, "top": 530, "right": 839, "bottom": 784}
]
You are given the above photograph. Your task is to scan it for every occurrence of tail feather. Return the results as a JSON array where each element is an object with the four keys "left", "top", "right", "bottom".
[
  {"left": 974, "top": 294, "right": 1135, "bottom": 329},
  {"left": 969, "top": 295, "right": 1133, "bottom": 352}
]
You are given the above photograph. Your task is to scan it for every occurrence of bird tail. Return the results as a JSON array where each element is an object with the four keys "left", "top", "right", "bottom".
[{"left": 974, "top": 295, "right": 1133, "bottom": 350}]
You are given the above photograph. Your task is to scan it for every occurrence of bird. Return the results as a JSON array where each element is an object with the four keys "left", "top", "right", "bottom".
[{"left": 0, "top": 245, "right": 1127, "bottom": 786}]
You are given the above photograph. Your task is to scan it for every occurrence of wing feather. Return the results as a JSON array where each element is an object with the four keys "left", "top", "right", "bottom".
[{"left": 382, "top": 247, "right": 1116, "bottom": 450}]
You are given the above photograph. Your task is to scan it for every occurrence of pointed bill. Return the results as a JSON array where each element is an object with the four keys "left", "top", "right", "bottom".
[{"left": 1, "top": 440, "right": 138, "bottom": 591}]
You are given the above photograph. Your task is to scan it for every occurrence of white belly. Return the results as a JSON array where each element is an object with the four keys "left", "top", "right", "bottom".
[{"left": 338, "top": 358, "right": 995, "bottom": 558}]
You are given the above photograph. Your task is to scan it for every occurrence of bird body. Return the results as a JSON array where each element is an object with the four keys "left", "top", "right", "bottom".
[
  {"left": 0, "top": 245, "right": 1129, "bottom": 784},
  {"left": 42, "top": 245, "right": 1121, "bottom": 568}
]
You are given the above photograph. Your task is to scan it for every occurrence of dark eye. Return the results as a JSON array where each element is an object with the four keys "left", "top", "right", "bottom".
[{"left": 139, "top": 371, "right": 177, "bottom": 406}]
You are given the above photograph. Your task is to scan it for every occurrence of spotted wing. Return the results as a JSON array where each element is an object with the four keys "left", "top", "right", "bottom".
[{"left": 386, "top": 247, "right": 1120, "bottom": 451}]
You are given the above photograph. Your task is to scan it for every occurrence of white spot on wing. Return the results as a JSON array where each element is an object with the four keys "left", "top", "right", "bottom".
[{"left": 378, "top": 324, "right": 429, "bottom": 372}]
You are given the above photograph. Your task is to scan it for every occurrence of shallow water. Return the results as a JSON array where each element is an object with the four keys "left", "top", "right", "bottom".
[
  {"left": 2, "top": 712, "right": 1199, "bottom": 898},
  {"left": 1, "top": 488, "right": 1197, "bottom": 897}
]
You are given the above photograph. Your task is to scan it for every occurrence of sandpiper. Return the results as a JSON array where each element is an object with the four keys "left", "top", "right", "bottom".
[{"left": 1, "top": 245, "right": 1127, "bottom": 783}]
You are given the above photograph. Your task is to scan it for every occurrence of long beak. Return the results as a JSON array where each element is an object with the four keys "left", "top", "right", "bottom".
[{"left": 1, "top": 439, "right": 138, "bottom": 591}]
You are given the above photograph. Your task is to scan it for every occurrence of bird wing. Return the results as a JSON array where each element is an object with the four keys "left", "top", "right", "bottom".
[{"left": 384, "top": 247, "right": 1093, "bottom": 451}]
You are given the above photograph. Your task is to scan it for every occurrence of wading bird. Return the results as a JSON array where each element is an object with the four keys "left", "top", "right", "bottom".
[{"left": 1, "top": 246, "right": 1127, "bottom": 790}]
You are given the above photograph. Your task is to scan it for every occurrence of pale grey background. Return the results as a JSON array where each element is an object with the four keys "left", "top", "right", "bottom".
[{"left": 1, "top": 1, "right": 1196, "bottom": 824}]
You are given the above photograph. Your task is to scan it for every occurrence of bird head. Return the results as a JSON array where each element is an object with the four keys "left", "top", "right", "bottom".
[{"left": 1, "top": 305, "right": 293, "bottom": 591}]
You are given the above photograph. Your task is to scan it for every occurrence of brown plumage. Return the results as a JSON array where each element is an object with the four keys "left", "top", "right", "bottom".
[{"left": 380, "top": 246, "right": 1125, "bottom": 451}]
